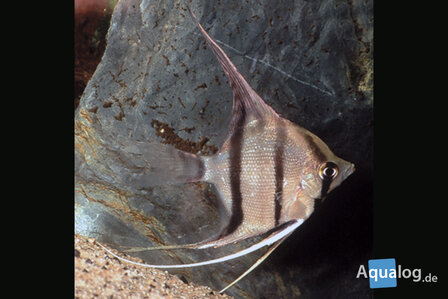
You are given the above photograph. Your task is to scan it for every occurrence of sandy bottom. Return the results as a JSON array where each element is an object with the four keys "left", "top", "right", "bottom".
[{"left": 75, "top": 234, "right": 232, "bottom": 299}]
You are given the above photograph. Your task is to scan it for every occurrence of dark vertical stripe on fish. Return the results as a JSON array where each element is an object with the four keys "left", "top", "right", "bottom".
[
  {"left": 222, "top": 107, "right": 246, "bottom": 236},
  {"left": 304, "top": 134, "right": 327, "bottom": 162},
  {"left": 319, "top": 162, "right": 336, "bottom": 199},
  {"left": 274, "top": 122, "right": 287, "bottom": 226}
]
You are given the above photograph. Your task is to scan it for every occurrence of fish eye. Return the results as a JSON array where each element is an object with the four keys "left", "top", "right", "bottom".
[{"left": 318, "top": 162, "right": 338, "bottom": 180}]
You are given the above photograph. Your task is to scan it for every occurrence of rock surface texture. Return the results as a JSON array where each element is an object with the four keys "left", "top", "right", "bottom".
[{"left": 75, "top": 0, "right": 373, "bottom": 298}]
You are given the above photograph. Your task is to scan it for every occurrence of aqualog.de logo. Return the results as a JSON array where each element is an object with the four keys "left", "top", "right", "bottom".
[{"left": 356, "top": 258, "right": 438, "bottom": 289}]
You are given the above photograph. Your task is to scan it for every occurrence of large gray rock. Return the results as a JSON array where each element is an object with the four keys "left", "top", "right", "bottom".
[{"left": 75, "top": 0, "right": 373, "bottom": 298}]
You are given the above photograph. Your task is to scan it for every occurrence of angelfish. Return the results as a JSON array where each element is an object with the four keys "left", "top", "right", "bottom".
[{"left": 99, "top": 8, "right": 355, "bottom": 293}]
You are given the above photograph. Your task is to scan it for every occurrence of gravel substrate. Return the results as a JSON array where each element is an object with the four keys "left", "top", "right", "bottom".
[{"left": 75, "top": 234, "right": 233, "bottom": 299}]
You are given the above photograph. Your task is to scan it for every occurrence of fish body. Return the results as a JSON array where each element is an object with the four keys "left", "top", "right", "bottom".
[
  {"left": 202, "top": 116, "right": 353, "bottom": 248},
  {"left": 148, "top": 9, "right": 355, "bottom": 248},
  {"left": 101, "top": 8, "right": 355, "bottom": 293}
]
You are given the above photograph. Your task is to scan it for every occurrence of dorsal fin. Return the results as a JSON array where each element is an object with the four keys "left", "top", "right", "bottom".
[{"left": 188, "top": 7, "right": 279, "bottom": 128}]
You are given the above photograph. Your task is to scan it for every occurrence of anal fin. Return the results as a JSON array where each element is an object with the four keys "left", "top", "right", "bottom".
[
  {"left": 121, "top": 242, "right": 206, "bottom": 253},
  {"left": 97, "top": 219, "right": 302, "bottom": 269}
]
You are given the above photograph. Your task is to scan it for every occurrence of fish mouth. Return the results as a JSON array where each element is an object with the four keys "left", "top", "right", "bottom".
[
  {"left": 333, "top": 158, "right": 355, "bottom": 180},
  {"left": 348, "top": 163, "right": 356, "bottom": 176}
]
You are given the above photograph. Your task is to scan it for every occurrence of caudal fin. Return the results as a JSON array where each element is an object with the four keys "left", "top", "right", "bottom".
[{"left": 116, "top": 140, "right": 206, "bottom": 188}]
